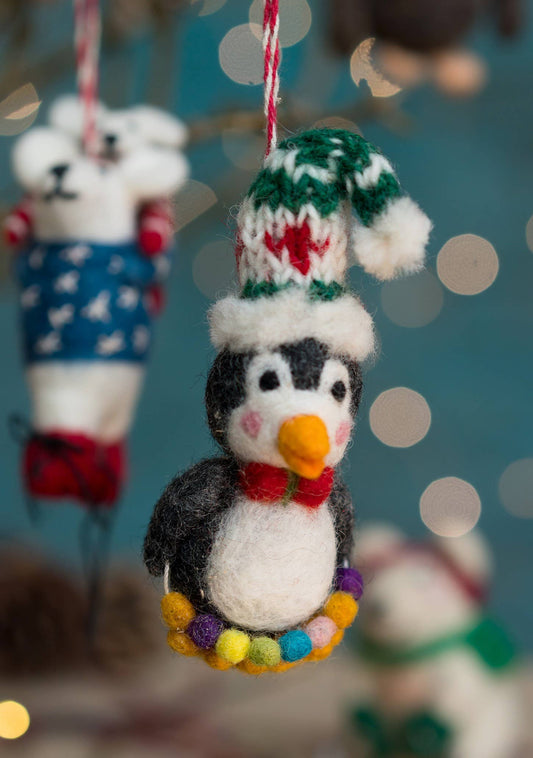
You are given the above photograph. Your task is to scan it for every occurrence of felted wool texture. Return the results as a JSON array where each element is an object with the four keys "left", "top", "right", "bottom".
[
  {"left": 223, "top": 349, "right": 361, "bottom": 474},
  {"left": 205, "top": 337, "right": 363, "bottom": 457},
  {"left": 205, "top": 495, "right": 337, "bottom": 631},
  {"left": 324, "top": 591, "right": 359, "bottom": 629},
  {"left": 209, "top": 289, "right": 376, "bottom": 363},
  {"left": 248, "top": 636, "right": 281, "bottom": 666},
  {"left": 352, "top": 196, "right": 431, "bottom": 282},
  {"left": 143, "top": 457, "right": 242, "bottom": 615},
  {"left": 160, "top": 592, "right": 196, "bottom": 630},
  {"left": 12, "top": 128, "right": 185, "bottom": 244},
  {"left": 49, "top": 95, "right": 189, "bottom": 158},
  {"left": 27, "top": 363, "right": 144, "bottom": 442},
  {"left": 215, "top": 629, "right": 250, "bottom": 664},
  {"left": 279, "top": 630, "right": 313, "bottom": 662},
  {"left": 143, "top": 457, "right": 355, "bottom": 622},
  {"left": 305, "top": 615, "right": 337, "bottom": 649},
  {"left": 24, "top": 431, "right": 125, "bottom": 505}
]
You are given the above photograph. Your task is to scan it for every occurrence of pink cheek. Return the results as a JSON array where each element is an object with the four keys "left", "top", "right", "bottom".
[
  {"left": 240, "top": 411, "right": 263, "bottom": 438},
  {"left": 335, "top": 421, "right": 352, "bottom": 446}
]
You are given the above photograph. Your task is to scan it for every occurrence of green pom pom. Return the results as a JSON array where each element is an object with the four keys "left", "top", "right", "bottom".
[{"left": 248, "top": 636, "right": 281, "bottom": 667}]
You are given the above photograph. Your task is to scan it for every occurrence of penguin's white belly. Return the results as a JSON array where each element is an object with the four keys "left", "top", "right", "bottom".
[{"left": 206, "top": 496, "right": 336, "bottom": 631}]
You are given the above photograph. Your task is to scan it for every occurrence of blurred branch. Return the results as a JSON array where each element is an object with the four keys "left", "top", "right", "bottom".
[{"left": 188, "top": 93, "right": 413, "bottom": 145}]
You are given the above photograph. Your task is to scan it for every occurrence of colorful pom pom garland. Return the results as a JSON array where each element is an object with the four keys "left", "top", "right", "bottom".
[{"left": 160, "top": 566, "right": 363, "bottom": 674}]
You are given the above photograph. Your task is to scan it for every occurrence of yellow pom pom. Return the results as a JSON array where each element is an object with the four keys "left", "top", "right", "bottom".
[
  {"left": 324, "top": 592, "right": 358, "bottom": 629},
  {"left": 203, "top": 650, "right": 233, "bottom": 670},
  {"left": 167, "top": 630, "right": 200, "bottom": 657},
  {"left": 215, "top": 629, "right": 250, "bottom": 664},
  {"left": 161, "top": 592, "right": 196, "bottom": 630}
]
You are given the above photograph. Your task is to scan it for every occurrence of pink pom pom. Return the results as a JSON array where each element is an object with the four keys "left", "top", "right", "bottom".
[{"left": 305, "top": 616, "right": 337, "bottom": 649}]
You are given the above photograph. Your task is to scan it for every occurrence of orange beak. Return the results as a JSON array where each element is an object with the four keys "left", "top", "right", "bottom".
[{"left": 277, "top": 415, "right": 330, "bottom": 480}]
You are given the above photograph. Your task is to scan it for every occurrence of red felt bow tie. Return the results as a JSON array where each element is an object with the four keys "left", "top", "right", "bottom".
[{"left": 239, "top": 462, "right": 334, "bottom": 509}]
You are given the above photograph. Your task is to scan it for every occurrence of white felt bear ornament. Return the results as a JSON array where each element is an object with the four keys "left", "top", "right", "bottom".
[
  {"left": 9, "top": 113, "right": 187, "bottom": 508},
  {"left": 351, "top": 525, "right": 523, "bottom": 758}
]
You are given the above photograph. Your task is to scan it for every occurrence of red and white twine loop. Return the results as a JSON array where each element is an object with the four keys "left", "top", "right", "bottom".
[
  {"left": 74, "top": 0, "right": 101, "bottom": 157},
  {"left": 263, "top": 0, "right": 280, "bottom": 157}
]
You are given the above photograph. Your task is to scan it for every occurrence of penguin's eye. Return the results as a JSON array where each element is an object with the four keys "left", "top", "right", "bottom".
[
  {"left": 331, "top": 380, "right": 346, "bottom": 402},
  {"left": 259, "top": 370, "right": 280, "bottom": 391}
]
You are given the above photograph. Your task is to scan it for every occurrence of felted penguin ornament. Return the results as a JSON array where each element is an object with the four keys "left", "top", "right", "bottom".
[
  {"left": 144, "top": 128, "right": 432, "bottom": 673},
  {"left": 8, "top": 114, "right": 187, "bottom": 508}
]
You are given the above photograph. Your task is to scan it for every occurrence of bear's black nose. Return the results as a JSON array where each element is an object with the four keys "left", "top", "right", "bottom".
[
  {"left": 50, "top": 164, "right": 69, "bottom": 179},
  {"left": 104, "top": 133, "right": 117, "bottom": 147}
]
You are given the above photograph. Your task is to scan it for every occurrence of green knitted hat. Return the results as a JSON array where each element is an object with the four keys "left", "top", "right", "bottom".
[{"left": 210, "top": 128, "right": 431, "bottom": 361}]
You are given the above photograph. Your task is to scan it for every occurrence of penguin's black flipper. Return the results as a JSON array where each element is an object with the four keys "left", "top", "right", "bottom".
[
  {"left": 143, "top": 456, "right": 239, "bottom": 578},
  {"left": 329, "top": 474, "right": 355, "bottom": 565}
]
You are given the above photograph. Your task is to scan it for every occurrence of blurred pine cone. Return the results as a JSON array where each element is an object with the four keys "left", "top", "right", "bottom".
[{"left": 0, "top": 547, "right": 161, "bottom": 678}]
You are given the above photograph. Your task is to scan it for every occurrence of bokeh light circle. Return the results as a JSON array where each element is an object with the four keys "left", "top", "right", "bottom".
[
  {"left": 219, "top": 24, "right": 264, "bottom": 85},
  {"left": 369, "top": 387, "right": 431, "bottom": 448},
  {"left": 249, "top": 0, "right": 312, "bottom": 48},
  {"left": 381, "top": 270, "right": 444, "bottom": 328},
  {"left": 193, "top": 240, "right": 235, "bottom": 299},
  {"left": 222, "top": 128, "right": 263, "bottom": 171},
  {"left": 437, "top": 234, "right": 499, "bottom": 295},
  {"left": 499, "top": 459, "right": 533, "bottom": 519},
  {"left": 0, "top": 701, "right": 30, "bottom": 740},
  {"left": 313, "top": 116, "right": 361, "bottom": 134},
  {"left": 420, "top": 477, "right": 481, "bottom": 537},
  {"left": 525, "top": 215, "right": 533, "bottom": 252},
  {"left": 195, "top": 0, "right": 227, "bottom": 16},
  {"left": 350, "top": 38, "right": 401, "bottom": 98}
]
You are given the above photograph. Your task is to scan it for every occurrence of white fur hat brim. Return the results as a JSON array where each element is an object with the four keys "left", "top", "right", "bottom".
[{"left": 209, "top": 288, "right": 376, "bottom": 362}]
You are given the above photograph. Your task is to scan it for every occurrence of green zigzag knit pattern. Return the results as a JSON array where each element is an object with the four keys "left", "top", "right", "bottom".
[
  {"left": 247, "top": 128, "right": 402, "bottom": 225},
  {"left": 241, "top": 279, "right": 345, "bottom": 301}
]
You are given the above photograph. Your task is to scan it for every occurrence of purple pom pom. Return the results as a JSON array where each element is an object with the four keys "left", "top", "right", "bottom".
[
  {"left": 187, "top": 615, "right": 223, "bottom": 649},
  {"left": 336, "top": 567, "right": 364, "bottom": 599}
]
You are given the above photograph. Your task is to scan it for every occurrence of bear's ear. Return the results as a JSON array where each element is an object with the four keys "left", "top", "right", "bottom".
[
  {"left": 48, "top": 95, "right": 106, "bottom": 138},
  {"left": 432, "top": 530, "right": 493, "bottom": 587},
  {"left": 12, "top": 127, "right": 78, "bottom": 191},
  {"left": 119, "top": 146, "right": 189, "bottom": 201},
  {"left": 128, "top": 105, "right": 188, "bottom": 149},
  {"left": 353, "top": 523, "right": 407, "bottom": 570}
]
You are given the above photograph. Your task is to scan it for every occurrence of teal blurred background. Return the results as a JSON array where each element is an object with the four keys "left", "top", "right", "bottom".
[{"left": 0, "top": 0, "right": 532, "bottom": 652}]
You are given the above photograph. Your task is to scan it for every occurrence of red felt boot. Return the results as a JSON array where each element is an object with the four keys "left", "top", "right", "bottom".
[{"left": 23, "top": 431, "right": 126, "bottom": 508}]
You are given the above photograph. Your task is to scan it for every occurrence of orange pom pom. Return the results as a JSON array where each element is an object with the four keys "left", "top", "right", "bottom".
[
  {"left": 237, "top": 659, "right": 268, "bottom": 675},
  {"left": 270, "top": 660, "right": 299, "bottom": 673},
  {"left": 203, "top": 650, "right": 233, "bottom": 670},
  {"left": 324, "top": 592, "right": 358, "bottom": 629},
  {"left": 167, "top": 630, "right": 200, "bottom": 657},
  {"left": 161, "top": 592, "right": 196, "bottom": 630}
]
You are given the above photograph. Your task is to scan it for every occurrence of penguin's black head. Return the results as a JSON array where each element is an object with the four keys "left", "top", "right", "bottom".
[{"left": 205, "top": 337, "right": 363, "bottom": 478}]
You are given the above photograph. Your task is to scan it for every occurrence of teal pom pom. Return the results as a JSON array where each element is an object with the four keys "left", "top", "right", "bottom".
[{"left": 279, "top": 630, "right": 312, "bottom": 662}]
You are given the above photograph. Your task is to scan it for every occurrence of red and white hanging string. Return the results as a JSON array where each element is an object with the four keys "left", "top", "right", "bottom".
[
  {"left": 262, "top": 0, "right": 280, "bottom": 157},
  {"left": 74, "top": 0, "right": 101, "bottom": 157}
]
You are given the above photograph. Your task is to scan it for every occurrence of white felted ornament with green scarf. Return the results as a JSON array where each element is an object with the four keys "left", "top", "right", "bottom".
[{"left": 144, "top": 128, "right": 432, "bottom": 673}]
